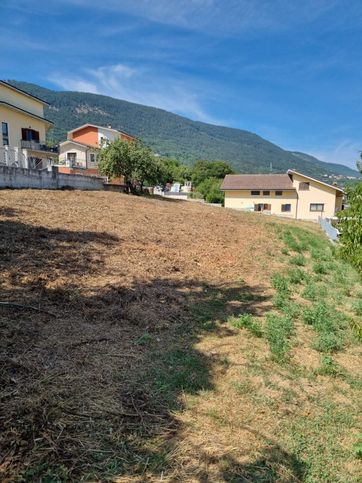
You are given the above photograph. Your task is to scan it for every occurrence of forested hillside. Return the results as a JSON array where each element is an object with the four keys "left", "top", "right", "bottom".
[{"left": 9, "top": 81, "right": 358, "bottom": 179}]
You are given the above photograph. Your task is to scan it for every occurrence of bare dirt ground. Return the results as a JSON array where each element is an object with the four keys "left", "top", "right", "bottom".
[{"left": 0, "top": 190, "right": 360, "bottom": 482}]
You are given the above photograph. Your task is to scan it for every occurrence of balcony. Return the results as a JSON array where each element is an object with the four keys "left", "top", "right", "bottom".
[{"left": 21, "top": 139, "right": 58, "bottom": 153}]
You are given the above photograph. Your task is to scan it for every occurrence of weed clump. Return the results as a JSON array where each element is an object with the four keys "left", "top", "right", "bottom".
[
  {"left": 289, "top": 254, "right": 306, "bottom": 266},
  {"left": 313, "top": 333, "right": 344, "bottom": 353},
  {"left": 266, "top": 313, "right": 293, "bottom": 362},
  {"left": 272, "top": 273, "right": 289, "bottom": 294},
  {"left": 315, "top": 356, "right": 343, "bottom": 377},
  {"left": 228, "top": 314, "right": 263, "bottom": 338},
  {"left": 288, "top": 268, "right": 305, "bottom": 284},
  {"left": 353, "top": 300, "right": 362, "bottom": 317},
  {"left": 303, "top": 302, "right": 331, "bottom": 330},
  {"left": 313, "top": 262, "right": 329, "bottom": 275}
]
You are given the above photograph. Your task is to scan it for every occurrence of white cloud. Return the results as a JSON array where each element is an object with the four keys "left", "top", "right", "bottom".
[
  {"left": 16, "top": 0, "right": 341, "bottom": 35},
  {"left": 49, "top": 63, "right": 216, "bottom": 122}
]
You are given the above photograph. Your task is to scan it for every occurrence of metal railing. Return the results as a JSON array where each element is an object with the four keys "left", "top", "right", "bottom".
[
  {"left": 21, "top": 140, "right": 58, "bottom": 153},
  {"left": 0, "top": 146, "right": 27, "bottom": 168},
  {"left": 56, "top": 157, "right": 88, "bottom": 169}
]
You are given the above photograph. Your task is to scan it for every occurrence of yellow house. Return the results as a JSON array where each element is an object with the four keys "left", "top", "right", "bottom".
[
  {"left": 221, "top": 170, "right": 344, "bottom": 221},
  {"left": 0, "top": 80, "right": 58, "bottom": 169}
]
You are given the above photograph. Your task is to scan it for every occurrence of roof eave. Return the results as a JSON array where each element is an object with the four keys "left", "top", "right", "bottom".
[
  {"left": 1, "top": 80, "right": 50, "bottom": 105},
  {"left": 67, "top": 123, "right": 135, "bottom": 138},
  {"left": 287, "top": 169, "right": 345, "bottom": 193},
  {"left": 0, "top": 101, "right": 53, "bottom": 126}
]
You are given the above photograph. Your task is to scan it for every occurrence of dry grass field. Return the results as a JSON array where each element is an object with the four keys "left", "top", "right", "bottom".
[{"left": 0, "top": 190, "right": 361, "bottom": 482}]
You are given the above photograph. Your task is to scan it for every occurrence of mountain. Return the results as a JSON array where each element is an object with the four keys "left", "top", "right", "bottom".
[{"left": 9, "top": 81, "right": 359, "bottom": 179}]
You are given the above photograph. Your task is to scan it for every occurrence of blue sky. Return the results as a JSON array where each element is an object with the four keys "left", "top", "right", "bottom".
[{"left": 1, "top": 0, "right": 362, "bottom": 168}]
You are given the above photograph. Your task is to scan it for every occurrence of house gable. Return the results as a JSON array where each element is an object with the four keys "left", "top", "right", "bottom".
[{"left": 222, "top": 170, "right": 342, "bottom": 220}]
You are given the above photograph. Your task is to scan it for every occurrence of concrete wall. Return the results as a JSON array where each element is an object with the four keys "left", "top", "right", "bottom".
[{"left": 0, "top": 166, "right": 104, "bottom": 191}]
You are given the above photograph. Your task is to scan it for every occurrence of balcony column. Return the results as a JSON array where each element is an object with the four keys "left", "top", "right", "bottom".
[{"left": 21, "top": 148, "right": 29, "bottom": 169}]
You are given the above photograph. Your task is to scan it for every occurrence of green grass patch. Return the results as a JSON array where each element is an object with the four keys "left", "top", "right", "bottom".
[
  {"left": 353, "top": 434, "right": 362, "bottom": 459},
  {"left": 288, "top": 268, "right": 306, "bottom": 284},
  {"left": 271, "top": 273, "right": 289, "bottom": 294},
  {"left": 315, "top": 355, "right": 343, "bottom": 377},
  {"left": 313, "top": 332, "right": 344, "bottom": 353},
  {"left": 313, "top": 261, "right": 329, "bottom": 275},
  {"left": 266, "top": 313, "right": 294, "bottom": 362},
  {"left": 310, "top": 248, "right": 332, "bottom": 261},
  {"left": 289, "top": 254, "right": 306, "bottom": 266},
  {"left": 285, "top": 403, "right": 356, "bottom": 481},
  {"left": 302, "top": 302, "right": 336, "bottom": 332},
  {"left": 135, "top": 332, "right": 152, "bottom": 345},
  {"left": 353, "top": 300, "right": 362, "bottom": 316},
  {"left": 228, "top": 313, "right": 263, "bottom": 337},
  {"left": 152, "top": 349, "right": 210, "bottom": 405}
]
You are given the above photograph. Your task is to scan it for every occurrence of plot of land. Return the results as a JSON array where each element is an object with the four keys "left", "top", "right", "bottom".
[{"left": 0, "top": 190, "right": 361, "bottom": 482}]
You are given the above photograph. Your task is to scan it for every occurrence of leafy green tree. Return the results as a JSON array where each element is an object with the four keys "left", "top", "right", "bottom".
[
  {"left": 98, "top": 139, "right": 164, "bottom": 193},
  {"left": 337, "top": 157, "right": 362, "bottom": 271},
  {"left": 191, "top": 160, "right": 233, "bottom": 186},
  {"left": 159, "top": 157, "right": 192, "bottom": 184},
  {"left": 196, "top": 177, "right": 224, "bottom": 204}
]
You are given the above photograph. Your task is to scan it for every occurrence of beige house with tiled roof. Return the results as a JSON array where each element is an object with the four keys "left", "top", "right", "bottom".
[
  {"left": 221, "top": 170, "right": 344, "bottom": 221},
  {"left": 0, "top": 80, "right": 58, "bottom": 169}
]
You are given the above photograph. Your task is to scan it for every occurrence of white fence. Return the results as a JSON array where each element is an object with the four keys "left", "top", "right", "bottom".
[{"left": 0, "top": 146, "right": 27, "bottom": 168}]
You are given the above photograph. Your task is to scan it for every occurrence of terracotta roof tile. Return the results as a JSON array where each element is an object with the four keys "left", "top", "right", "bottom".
[{"left": 221, "top": 174, "right": 294, "bottom": 191}]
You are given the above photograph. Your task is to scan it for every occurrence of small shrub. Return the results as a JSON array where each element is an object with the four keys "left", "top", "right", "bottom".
[
  {"left": 310, "top": 249, "right": 331, "bottom": 262},
  {"left": 288, "top": 268, "right": 305, "bottom": 284},
  {"left": 316, "top": 355, "right": 342, "bottom": 377},
  {"left": 281, "top": 247, "right": 289, "bottom": 256},
  {"left": 353, "top": 300, "right": 362, "bottom": 317},
  {"left": 313, "top": 262, "right": 329, "bottom": 275},
  {"left": 273, "top": 295, "right": 300, "bottom": 318},
  {"left": 289, "top": 254, "right": 306, "bottom": 266},
  {"left": 353, "top": 434, "right": 362, "bottom": 459},
  {"left": 266, "top": 313, "right": 293, "bottom": 362},
  {"left": 302, "top": 282, "right": 318, "bottom": 301},
  {"left": 273, "top": 292, "right": 289, "bottom": 311},
  {"left": 228, "top": 314, "right": 263, "bottom": 337},
  {"left": 283, "top": 231, "right": 302, "bottom": 252},
  {"left": 272, "top": 273, "right": 289, "bottom": 294},
  {"left": 349, "top": 318, "right": 362, "bottom": 341},
  {"left": 313, "top": 332, "right": 344, "bottom": 353},
  {"left": 302, "top": 302, "right": 334, "bottom": 332}
]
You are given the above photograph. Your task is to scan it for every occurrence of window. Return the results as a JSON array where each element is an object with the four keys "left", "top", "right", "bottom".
[
  {"left": 281, "top": 204, "right": 291, "bottom": 212},
  {"left": 89, "top": 153, "right": 96, "bottom": 165},
  {"left": 275, "top": 190, "right": 283, "bottom": 196},
  {"left": 251, "top": 190, "right": 260, "bottom": 195},
  {"left": 2, "top": 122, "right": 9, "bottom": 146},
  {"left": 21, "top": 128, "right": 39, "bottom": 142},
  {"left": 254, "top": 203, "right": 271, "bottom": 212},
  {"left": 67, "top": 152, "right": 76, "bottom": 163},
  {"left": 263, "top": 190, "right": 270, "bottom": 195},
  {"left": 310, "top": 203, "right": 324, "bottom": 212},
  {"left": 299, "top": 182, "right": 310, "bottom": 190},
  {"left": 100, "top": 136, "right": 109, "bottom": 147}
]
